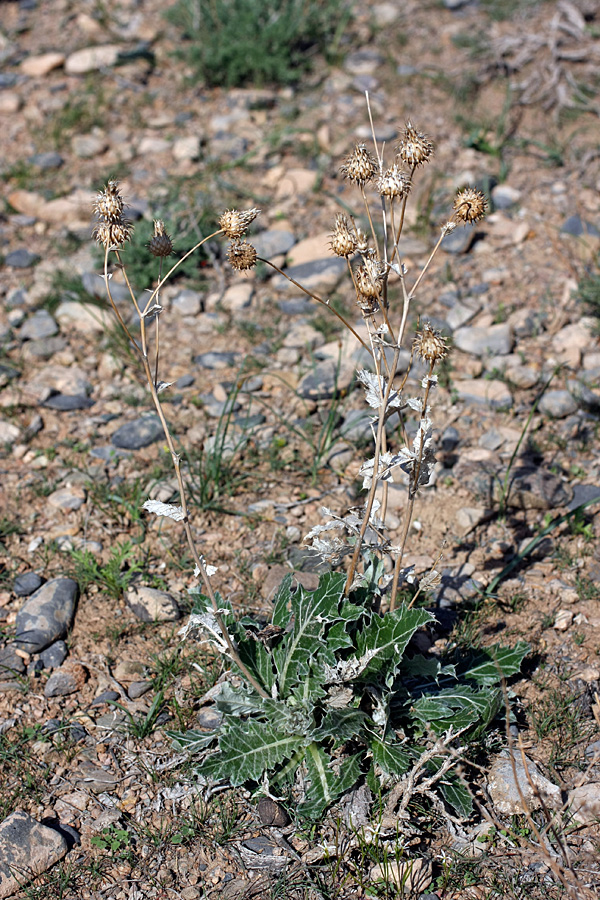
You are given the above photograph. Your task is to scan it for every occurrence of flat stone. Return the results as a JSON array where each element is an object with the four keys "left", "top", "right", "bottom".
[
  {"left": 14, "top": 577, "right": 78, "bottom": 653},
  {"left": 21, "top": 52, "right": 65, "bottom": 76},
  {"left": 0, "top": 647, "right": 25, "bottom": 680},
  {"left": 568, "top": 483, "right": 600, "bottom": 512},
  {"left": 340, "top": 409, "right": 373, "bottom": 443},
  {"left": 43, "top": 393, "right": 95, "bottom": 411},
  {"left": 39, "top": 640, "right": 68, "bottom": 669},
  {"left": 220, "top": 283, "right": 253, "bottom": 311},
  {"left": 13, "top": 572, "right": 43, "bottom": 597},
  {"left": 172, "top": 135, "right": 201, "bottom": 161},
  {"left": 113, "top": 659, "right": 146, "bottom": 682},
  {"left": 487, "top": 751, "right": 561, "bottom": 816},
  {"left": 29, "top": 364, "right": 92, "bottom": 396},
  {"left": 560, "top": 215, "right": 600, "bottom": 238},
  {"left": 538, "top": 390, "right": 578, "bottom": 419},
  {"left": 554, "top": 609, "right": 573, "bottom": 631},
  {"left": 76, "top": 766, "right": 118, "bottom": 794},
  {"left": 0, "top": 811, "right": 68, "bottom": 899},
  {"left": 65, "top": 45, "right": 121, "bottom": 74},
  {"left": 55, "top": 300, "right": 112, "bottom": 333},
  {"left": 193, "top": 351, "right": 238, "bottom": 369},
  {"left": 0, "top": 91, "right": 21, "bottom": 113},
  {"left": 453, "top": 323, "right": 512, "bottom": 357},
  {"left": 20, "top": 310, "right": 58, "bottom": 341},
  {"left": 91, "top": 689, "right": 120, "bottom": 706},
  {"left": 297, "top": 360, "right": 354, "bottom": 400},
  {"left": 29, "top": 151, "right": 64, "bottom": 170},
  {"left": 568, "top": 379, "right": 600, "bottom": 413},
  {"left": 47, "top": 487, "right": 87, "bottom": 511},
  {"left": 506, "top": 466, "right": 572, "bottom": 510},
  {"left": 25, "top": 336, "right": 67, "bottom": 360},
  {"left": 128, "top": 680, "right": 152, "bottom": 699},
  {"left": 125, "top": 586, "right": 181, "bottom": 622},
  {"left": 441, "top": 228, "right": 475, "bottom": 254},
  {"left": 455, "top": 506, "right": 490, "bottom": 536},
  {"left": 172, "top": 290, "right": 203, "bottom": 316},
  {"left": 566, "top": 783, "right": 600, "bottom": 827},
  {"left": 272, "top": 257, "right": 346, "bottom": 296},
  {"left": 252, "top": 229, "right": 296, "bottom": 259},
  {"left": 283, "top": 323, "right": 325, "bottom": 350},
  {"left": 0, "top": 420, "right": 22, "bottom": 445},
  {"left": 505, "top": 364, "right": 539, "bottom": 388},
  {"left": 44, "top": 663, "right": 87, "bottom": 698},
  {"left": 453, "top": 378, "right": 512, "bottom": 409},
  {"left": 111, "top": 416, "right": 163, "bottom": 449},
  {"left": 491, "top": 184, "right": 521, "bottom": 209},
  {"left": 72, "top": 133, "right": 107, "bottom": 158},
  {"left": 5, "top": 249, "right": 40, "bottom": 269},
  {"left": 446, "top": 300, "right": 480, "bottom": 331}
]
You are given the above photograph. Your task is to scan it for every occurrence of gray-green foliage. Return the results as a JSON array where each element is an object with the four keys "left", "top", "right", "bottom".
[
  {"left": 165, "top": 0, "right": 352, "bottom": 88},
  {"left": 171, "top": 563, "right": 528, "bottom": 821}
]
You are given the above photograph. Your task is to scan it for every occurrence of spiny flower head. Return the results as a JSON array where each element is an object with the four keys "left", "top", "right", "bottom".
[
  {"left": 377, "top": 165, "right": 411, "bottom": 199},
  {"left": 219, "top": 208, "right": 260, "bottom": 239},
  {"left": 452, "top": 187, "right": 487, "bottom": 225},
  {"left": 147, "top": 220, "right": 173, "bottom": 258},
  {"left": 396, "top": 121, "right": 434, "bottom": 168},
  {"left": 94, "top": 180, "right": 125, "bottom": 223},
  {"left": 414, "top": 322, "right": 448, "bottom": 364},
  {"left": 355, "top": 256, "right": 386, "bottom": 300},
  {"left": 93, "top": 220, "right": 133, "bottom": 250},
  {"left": 340, "top": 144, "right": 378, "bottom": 188},
  {"left": 227, "top": 239, "right": 257, "bottom": 271},
  {"left": 329, "top": 214, "right": 357, "bottom": 258}
]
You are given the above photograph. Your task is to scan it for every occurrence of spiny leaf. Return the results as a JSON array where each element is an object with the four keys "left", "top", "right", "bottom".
[
  {"left": 460, "top": 642, "right": 529, "bottom": 687},
  {"left": 439, "top": 773, "right": 473, "bottom": 817},
  {"left": 311, "top": 708, "right": 368, "bottom": 745},
  {"left": 369, "top": 736, "right": 411, "bottom": 776},
  {"left": 272, "top": 573, "right": 294, "bottom": 629},
  {"left": 167, "top": 729, "right": 218, "bottom": 751},
  {"left": 273, "top": 572, "right": 346, "bottom": 696},
  {"left": 403, "top": 655, "right": 457, "bottom": 682},
  {"left": 200, "top": 720, "right": 307, "bottom": 786},
  {"left": 355, "top": 605, "right": 434, "bottom": 680},
  {"left": 411, "top": 685, "right": 501, "bottom": 734},
  {"left": 298, "top": 743, "right": 361, "bottom": 821}
]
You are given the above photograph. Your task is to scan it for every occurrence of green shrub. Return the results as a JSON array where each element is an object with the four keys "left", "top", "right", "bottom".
[{"left": 165, "top": 0, "right": 352, "bottom": 88}]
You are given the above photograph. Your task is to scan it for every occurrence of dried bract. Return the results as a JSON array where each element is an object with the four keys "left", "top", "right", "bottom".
[
  {"left": 219, "top": 208, "right": 260, "bottom": 239},
  {"left": 94, "top": 180, "right": 125, "bottom": 222},
  {"left": 377, "top": 165, "right": 411, "bottom": 199},
  {"left": 227, "top": 239, "right": 257, "bottom": 271},
  {"left": 340, "top": 144, "right": 378, "bottom": 187},
  {"left": 148, "top": 220, "right": 173, "bottom": 258},
  {"left": 329, "top": 214, "right": 358, "bottom": 258},
  {"left": 355, "top": 257, "right": 386, "bottom": 300},
  {"left": 93, "top": 220, "right": 133, "bottom": 249},
  {"left": 453, "top": 187, "right": 487, "bottom": 224},
  {"left": 396, "top": 121, "right": 433, "bottom": 168},
  {"left": 414, "top": 322, "right": 448, "bottom": 364}
]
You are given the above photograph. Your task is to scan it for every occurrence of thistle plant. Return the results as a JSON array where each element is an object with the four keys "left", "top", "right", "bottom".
[{"left": 92, "top": 105, "right": 527, "bottom": 826}]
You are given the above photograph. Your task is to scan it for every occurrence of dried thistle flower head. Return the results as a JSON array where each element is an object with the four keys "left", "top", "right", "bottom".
[
  {"left": 227, "top": 239, "right": 257, "bottom": 271},
  {"left": 329, "top": 214, "right": 357, "bottom": 258},
  {"left": 452, "top": 187, "right": 487, "bottom": 225},
  {"left": 340, "top": 144, "right": 378, "bottom": 188},
  {"left": 355, "top": 257, "right": 386, "bottom": 300},
  {"left": 219, "top": 208, "right": 260, "bottom": 239},
  {"left": 93, "top": 220, "right": 133, "bottom": 249},
  {"left": 355, "top": 227, "right": 369, "bottom": 254},
  {"left": 414, "top": 322, "right": 448, "bottom": 364},
  {"left": 147, "top": 220, "right": 173, "bottom": 258},
  {"left": 94, "top": 180, "right": 125, "bottom": 223},
  {"left": 377, "top": 165, "right": 411, "bottom": 199},
  {"left": 396, "top": 121, "right": 433, "bottom": 168}
]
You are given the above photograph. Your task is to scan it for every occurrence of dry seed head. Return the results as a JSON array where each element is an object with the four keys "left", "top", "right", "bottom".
[
  {"left": 396, "top": 121, "right": 434, "bottom": 167},
  {"left": 355, "top": 228, "right": 369, "bottom": 254},
  {"left": 93, "top": 220, "right": 133, "bottom": 249},
  {"left": 148, "top": 220, "right": 173, "bottom": 258},
  {"left": 414, "top": 322, "right": 448, "bottom": 364},
  {"left": 355, "top": 257, "right": 386, "bottom": 299},
  {"left": 227, "top": 239, "right": 257, "bottom": 271},
  {"left": 94, "top": 180, "right": 125, "bottom": 223},
  {"left": 453, "top": 187, "right": 487, "bottom": 225},
  {"left": 340, "top": 144, "right": 378, "bottom": 188},
  {"left": 219, "top": 208, "right": 260, "bottom": 239},
  {"left": 377, "top": 165, "right": 411, "bottom": 199},
  {"left": 329, "top": 214, "right": 357, "bottom": 258}
]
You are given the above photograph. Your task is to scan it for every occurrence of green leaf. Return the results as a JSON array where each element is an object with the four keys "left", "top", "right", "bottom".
[
  {"left": 234, "top": 630, "right": 276, "bottom": 693},
  {"left": 167, "top": 728, "right": 218, "bottom": 751},
  {"left": 298, "top": 743, "right": 361, "bottom": 820},
  {"left": 369, "top": 736, "right": 411, "bottom": 776},
  {"left": 272, "top": 574, "right": 294, "bottom": 629},
  {"left": 402, "top": 655, "right": 456, "bottom": 682},
  {"left": 439, "top": 773, "right": 473, "bottom": 817},
  {"left": 411, "top": 685, "right": 501, "bottom": 734},
  {"left": 355, "top": 605, "right": 434, "bottom": 681},
  {"left": 461, "top": 642, "right": 529, "bottom": 687},
  {"left": 200, "top": 720, "right": 306, "bottom": 786},
  {"left": 273, "top": 572, "right": 346, "bottom": 696},
  {"left": 311, "top": 708, "right": 368, "bottom": 745}
]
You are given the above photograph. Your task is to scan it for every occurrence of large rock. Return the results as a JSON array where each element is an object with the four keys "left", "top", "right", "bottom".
[
  {"left": 0, "top": 811, "right": 68, "bottom": 899},
  {"left": 567, "top": 782, "right": 600, "bottom": 825},
  {"left": 14, "top": 578, "right": 78, "bottom": 653},
  {"left": 111, "top": 416, "right": 163, "bottom": 450},
  {"left": 487, "top": 751, "right": 561, "bottom": 816}
]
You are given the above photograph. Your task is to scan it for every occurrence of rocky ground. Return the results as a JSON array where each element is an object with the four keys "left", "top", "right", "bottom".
[{"left": 1, "top": 0, "right": 600, "bottom": 898}]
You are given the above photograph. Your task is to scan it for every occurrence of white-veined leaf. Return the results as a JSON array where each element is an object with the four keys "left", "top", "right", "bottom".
[
  {"left": 200, "top": 720, "right": 307, "bottom": 786},
  {"left": 461, "top": 642, "right": 529, "bottom": 687},
  {"left": 369, "top": 736, "right": 411, "bottom": 776},
  {"left": 355, "top": 606, "right": 434, "bottom": 680},
  {"left": 142, "top": 500, "right": 185, "bottom": 521},
  {"left": 298, "top": 744, "right": 361, "bottom": 821}
]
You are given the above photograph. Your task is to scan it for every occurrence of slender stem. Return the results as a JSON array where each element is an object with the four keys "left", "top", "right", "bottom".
[{"left": 361, "top": 185, "right": 379, "bottom": 260}]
